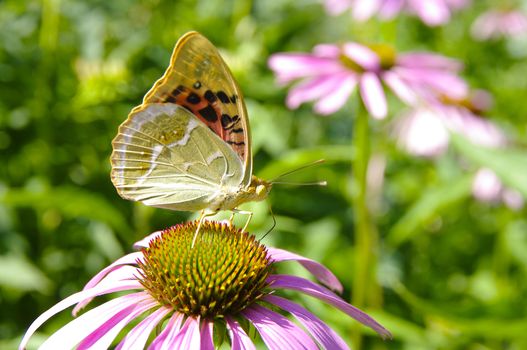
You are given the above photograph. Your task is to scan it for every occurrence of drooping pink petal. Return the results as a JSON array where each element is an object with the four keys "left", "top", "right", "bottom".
[
  {"left": 148, "top": 313, "right": 184, "bottom": 350},
  {"left": 268, "top": 274, "right": 392, "bottom": 339},
  {"left": 76, "top": 298, "right": 157, "bottom": 350},
  {"left": 116, "top": 306, "right": 171, "bottom": 350},
  {"left": 267, "top": 247, "right": 342, "bottom": 292},
  {"left": 200, "top": 320, "right": 214, "bottom": 350},
  {"left": 19, "top": 279, "right": 142, "bottom": 350},
  {"left": 73, "top": 265, "right": 142, "bottom": 315},
  {"left": 360, "top": 72, "right": 388, "bottom": 119},
  {"left": 37, "top": 292, "right": 152, "bottom": 350},
  {"left": 268, "top": 54, "right": 344, "bottom": 84},
  {"left": 226, "top": 317, "right": 256, "bottom": 350},
  {"left": 166, "top": 316, "right": 201, "bottom": 349},
  {"left": 242, "top": 304, "right": 319, "bottom": 350},
  {"left": 314, "top": 75, "right": 358, "bottom": 115},
  {"left": 264, "top": 295, "right": 350, "bottom": 350}
]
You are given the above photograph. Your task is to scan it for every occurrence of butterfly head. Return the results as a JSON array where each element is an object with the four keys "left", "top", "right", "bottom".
[{"left": 248, "top": 175, "right": 272, "bottom": 202}]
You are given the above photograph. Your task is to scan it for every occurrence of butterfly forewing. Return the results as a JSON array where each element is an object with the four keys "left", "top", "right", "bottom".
[
  {"left": 140, "top": 31, "right": 252, "bottom": 186},
  {"left": 111, "top": 103, "right": 245, "bottom": 211}
]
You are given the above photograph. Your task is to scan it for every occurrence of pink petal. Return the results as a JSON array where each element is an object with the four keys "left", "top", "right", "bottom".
[
  {"left": 313, "top": 44, "right": 341, "bottom": 58},
  {"left": 200, "top": 320, "right": 214, "bottom": 350},
  {"left": 77, "top": 298, "right": 157, "bottom": 350},
  {"left": 382, "top": 71, "right": 417, "bottom": 105},
  {"left": 472, "top": 168, "right": 503, "bottom": 203},
  {"left": 324, "top": 0, "right": 352, "bottom": 16},
  {"left": 360, "top": 72, "right": 387, "bottom": 119},
  {"left": 116, "top": 306, "right": 171, "bottom": 350},
  {"left": 167, "top": 316, "right": 201, "bottom": 349},
  {"left": 19, "top": 280, "right": 142, "bottom": 350},
  {"left": 148, "top": 313, "right": 184, "bottom": 350},
  {"left": 342, "top": 43, "right": 380, "bottom": 71},
  {"left": 313, "top": 74, "right": 358, "bottom": 115},
  {"left": 286, "top": 73, "right": 353, "bottom": 111},
  {"left": 73, "top": 265, "right": 142, "bottom": 315},
  {"left": 38, "top": 292, "right": 153, "bottom": 350},
  {"left": 378, "top": 0, "right": 405, "bottom": 19},
  {"left": 268, "top": 54, "right": 344, "bottom": 84},
  {"left": 352, "top": 0, "right": 382, "bottom": 21},
  {"left": 226, "top": 317, "right": 256, "bottom": 350},
  {"left": 267, "top": 247, "right": 343, "bottom": 292},
  {"left": 242, "top": 304, "right": 319, "bottom": 350},
  {"left": 134, "top": 231, "right": 163, "bottom": 249},
  {"left": 409, "top": 0, "right": 451, "bottom": 26},
  {"left": 265, "top": 295, "right": 350, "bottom": 350},
  {"left": 397, "top": 52, "right": 462, "bottom": 71},
  {"left": 268, "top": 274, "right": 391, "bottom": 339}
]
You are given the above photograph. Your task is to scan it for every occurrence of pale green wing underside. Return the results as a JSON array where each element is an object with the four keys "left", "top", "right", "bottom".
[{"left": 111, "top": 103, "right": 244, "bottom": 211}]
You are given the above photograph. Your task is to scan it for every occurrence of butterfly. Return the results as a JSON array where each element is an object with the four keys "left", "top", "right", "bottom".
[{"left": 110, "top": 31, "right": 272, "bottom": 240}]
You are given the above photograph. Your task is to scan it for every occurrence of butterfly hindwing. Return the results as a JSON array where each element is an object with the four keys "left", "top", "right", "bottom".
[
  {"left": 111, "top": 103, "right": 245, "bottom": 211},
  {"left": 140, "top": 31, "right": 252, "bottom": 186}
]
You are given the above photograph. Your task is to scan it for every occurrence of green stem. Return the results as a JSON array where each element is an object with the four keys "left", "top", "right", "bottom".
[{"left": 351, "top": 101, "right": 380, "bottom": 349}]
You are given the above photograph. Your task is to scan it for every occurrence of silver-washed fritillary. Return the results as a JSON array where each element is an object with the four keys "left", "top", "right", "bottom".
[{"left": 110, "top": 32, "right": 271, "bottom": 232}]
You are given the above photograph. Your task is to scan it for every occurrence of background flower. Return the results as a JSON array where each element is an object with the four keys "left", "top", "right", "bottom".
[
  {"left": 269, "top": 43, "right": 466, "bottom": 118},
  {"left": 20, "top": 222, "right": 390, "bottom": 349},
  {"left": 324, "top": 0, "right": 470, "bottom": 26},
  {"left": 471, "top": 8, "right": 527, "bottom": 41}
]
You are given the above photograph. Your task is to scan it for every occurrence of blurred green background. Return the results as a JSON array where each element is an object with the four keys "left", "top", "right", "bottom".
[{"left": 2, "top": 0, "right": 527, "bottom": 349}]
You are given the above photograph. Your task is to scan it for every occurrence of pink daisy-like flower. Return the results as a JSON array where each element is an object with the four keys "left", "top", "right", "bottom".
[
  {"left": 20, "top": 221, "right": 391, "bottom": 349},
  {"left": 394, "top": 90, "right": 504, "bottom": 157},
  {"left": 471, "top": 8, "right": 527, "bottom": 41},
  {"left": 324, "top": 0, "right": 470, "bottom": 26},
  {"left": 268, "top": 42, "right": 467, "bottom": 119},
  {"left": 394, "top": 91, "right": 523, "bottom": 209}
]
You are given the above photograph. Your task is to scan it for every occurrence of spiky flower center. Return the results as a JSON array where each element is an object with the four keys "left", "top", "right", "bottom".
[{"left": 138, "top": 221, "right": 272, "bottom": 319}]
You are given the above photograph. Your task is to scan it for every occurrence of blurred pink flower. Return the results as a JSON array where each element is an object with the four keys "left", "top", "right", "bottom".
[
  {"left": 20, "top": 222, "right": 391, "bottom": 350},
  {"left": 473, "top": 168, "right": 524, "bottom": 209},
  {"left": 395, "top": 91, "right": 505, "bottom": 157},
  {"left": 325, "top": 0, "right": 470, "bottom": 26},
  {"left": 471, "top": 8, "right": 527, "bottom": 41},
  {"left": 268, "top": 43, "right": 467, "bottom": 118},
  {"left": 394, "top": 91, "right": 523, "bottom": 209}
]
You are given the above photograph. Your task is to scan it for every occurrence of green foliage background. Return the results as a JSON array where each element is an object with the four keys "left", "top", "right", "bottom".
[{"left": 2, "top": 0, "right": 527, "bottom": 349}]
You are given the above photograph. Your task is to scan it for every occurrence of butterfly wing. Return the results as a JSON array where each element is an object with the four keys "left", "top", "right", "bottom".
[
  {"left": 111, "top": 103, "right": 245, "bottom": 211},
  {"left": 140, "top": 31, "right": 252, "bottom": 187}
]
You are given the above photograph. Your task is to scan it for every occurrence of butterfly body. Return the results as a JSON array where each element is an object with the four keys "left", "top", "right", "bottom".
[{"left": 111, "top": 32, "right": 271, "bottom": 216}]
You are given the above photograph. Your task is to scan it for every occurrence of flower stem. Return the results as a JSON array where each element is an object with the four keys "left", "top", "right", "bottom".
[{"left": 351, "top": 101, "right": 380, "bottom": 349}]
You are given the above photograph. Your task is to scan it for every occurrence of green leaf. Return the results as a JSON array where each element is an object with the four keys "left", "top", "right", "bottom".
[
  {"left": 1, "top": 186, "right": 130, "bottom": 233},
  {"left": 387, "top": 174, "right": 473, "bottom": 246},
  {"left": 0, "top": 255, "right": 53, "bottom": 293},
  {"left": 451, "top": 133, "right": 527, "bottom": 197}
]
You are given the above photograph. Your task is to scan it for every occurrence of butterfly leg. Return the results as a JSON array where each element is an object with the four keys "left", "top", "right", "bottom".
[
  {"left": 192, "top": 210, "right": 216, "bottom": 248},
  {"left": 227, "top": 212, "right": 236, "bottom": 226},
  {"left": 232, "top": 209, "right": 253, "bottom": 232}
]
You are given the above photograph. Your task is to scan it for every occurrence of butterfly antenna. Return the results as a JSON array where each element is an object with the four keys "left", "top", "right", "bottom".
[
  {"left": 271, "top": 181, "right": 327, "bottom": 186},
  {"left": 270, "top": 159, "right": 325, "bottom": 182},
  {"left": 259, "top": 204, "right": 276, "bottom": 242}
]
